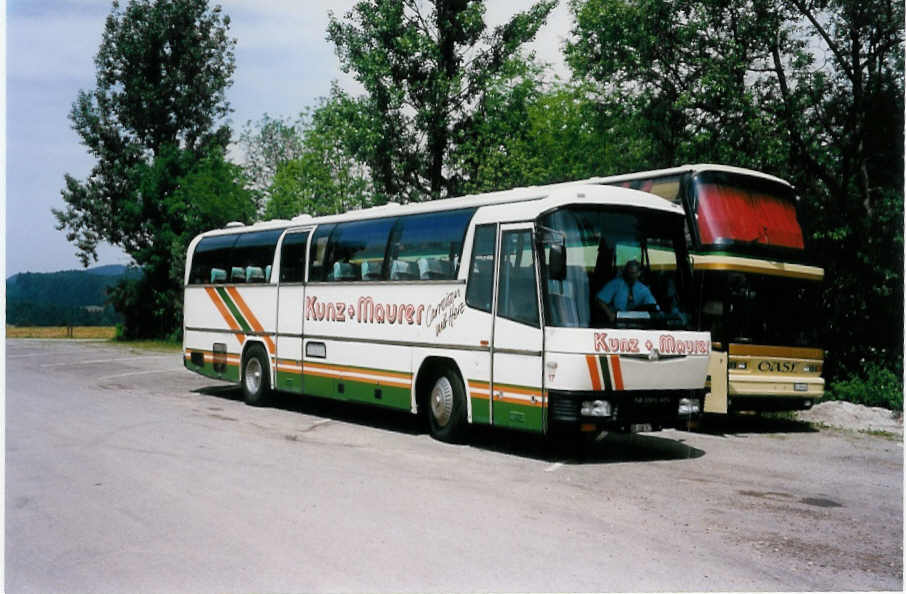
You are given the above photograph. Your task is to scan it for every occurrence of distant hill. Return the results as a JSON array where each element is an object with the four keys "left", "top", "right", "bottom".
[{"left": 6, "top": 264, "right": 142, "bottom": 326}]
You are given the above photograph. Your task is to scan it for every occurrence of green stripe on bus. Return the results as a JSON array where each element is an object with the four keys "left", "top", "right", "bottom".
[
  {"left": 186, "top": 358, "right": 240, "bottom": 382},
  {"left": 302, "top": 371, "right": 411, "bottom": 411},
  {"left": 598, "top": 355, "right": 612, "bottom": 391},
  {"left": 215, "top": 287, "right": 252, "bottom": 333},
  {"left": 493, "top": 400, "right": 544, "bottom": 433},
  {"left": 471, "top": 397, "right": 490, "bottom": 424}
]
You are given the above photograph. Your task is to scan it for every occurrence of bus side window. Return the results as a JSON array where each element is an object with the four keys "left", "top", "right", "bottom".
[
  {"left": 189, "top": 234, "right": 239, "bottom": 285},
  {"left": 231, "top": 230, "right": 283, "bottom": 284},
  {"left": 279, "top": 231, "right": 310, "bottom": 283},
  {"left": 388, "top": 208, "right": 476, "bottom": 281},
  {"left": 497, "top": 229, "right": 539, "bottom": 327},
  {"left": 324, "top": 218, "right": 395, "bottom": 282},
  {"left": 308, "top": 224, "right": 335, "bottom": 282},
  {"left": 465, "top": 224, "right": 496, "bottom": 312}
]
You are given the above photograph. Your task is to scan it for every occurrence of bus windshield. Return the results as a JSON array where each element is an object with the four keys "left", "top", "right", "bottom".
[
  {"left": 699, "top": 272, "right": 820, "bottom": 347},
  {"left": 692, "top": 172, "right": 805, "bottom": 250},
  {"left": 538, "top": 206, "right": 691, "bottom": 330}
]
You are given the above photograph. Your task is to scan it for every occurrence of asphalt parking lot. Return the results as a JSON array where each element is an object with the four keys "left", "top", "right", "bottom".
[{"left": 6, "top": 339, "right": 903, "bottom": 592}]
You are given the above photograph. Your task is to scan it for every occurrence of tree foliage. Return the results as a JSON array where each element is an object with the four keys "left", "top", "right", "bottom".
[
  {"left": 53, "top": 0, "right": 251, "bottom": 338},
  {"left": 254, "top": 87, "right": 375, "bottom": 220},
  {"left": 327, "top": 0, "right": 557, "bottom": 201},
  {"left": 238, "top": 113, "right": 309, "bottom": 212}
]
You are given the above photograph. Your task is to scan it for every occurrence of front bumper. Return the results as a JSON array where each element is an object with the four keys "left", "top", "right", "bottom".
[{"left": 548, "top": 389, "right": 704, "bottom": 432}]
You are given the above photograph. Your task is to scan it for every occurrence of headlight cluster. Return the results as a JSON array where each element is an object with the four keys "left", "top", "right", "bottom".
[
  {"left": 580, "top": 400, "right": 612, "bottom": 417},
  {"left": 678, "top": 397, "right": 701, "bottom": 415}
]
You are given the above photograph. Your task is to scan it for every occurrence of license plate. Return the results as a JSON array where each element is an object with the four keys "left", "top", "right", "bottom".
[
  {"left": 794, "top": 383, "right": 808, "bottom": 392},
  {"left": 630, "top": 423, "right": 653, "bottom": 433}
]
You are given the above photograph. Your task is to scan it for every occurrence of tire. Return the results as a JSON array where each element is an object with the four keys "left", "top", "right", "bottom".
[
  {"left": 426, "top": 366, "right": 467, "bottom": 443},
  {"left": 242, "top": 344, "right": 271, "bottom": 406}
]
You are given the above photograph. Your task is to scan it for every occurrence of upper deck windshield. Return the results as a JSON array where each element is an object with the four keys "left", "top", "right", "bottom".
[
  {"left": 692, "top": 172, "right": 805, "bottom": 251},
  {"left": 538, "top": 206, "right": 691, "bottom": 330}
]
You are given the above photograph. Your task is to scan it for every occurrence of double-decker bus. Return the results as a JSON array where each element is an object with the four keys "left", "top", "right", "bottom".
[
  {"left": 578, "top": 165, "right": 825, "bottom": 414},
  {"left": 183, "top": 184, "right": 711, "bottom": 441}
]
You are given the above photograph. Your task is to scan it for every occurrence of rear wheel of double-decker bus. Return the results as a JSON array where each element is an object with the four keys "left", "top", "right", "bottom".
[
  {"left": 426, "top": 367, "right": 467, "bottom": 443},
  {"left": 242, "top": 344, "right": 272, "bottom": 407}
]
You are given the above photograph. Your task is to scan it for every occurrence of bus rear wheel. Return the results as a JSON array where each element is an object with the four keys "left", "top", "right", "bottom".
[
  {"left": 242, "top": 344, "right": 271, "bottom": 406},
  {"left": 426, "top": 367, "right": 467, "bottom": 443}
]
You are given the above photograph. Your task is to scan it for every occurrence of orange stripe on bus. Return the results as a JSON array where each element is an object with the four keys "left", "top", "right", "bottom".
[
  {"left": 609, "top": 355, "right": 624, "bottom": 391},
  {"left": 302, "top": 368, "right": 411, "bottom": 389},
  {"left": 304, "top": 361, "right": 412, "bottom": 380},
  {"left": 586, "top": 355, "right": 602, "bottom": 391},
  {"left": 496, "top": 395, "right": 543, "bottom": 408},
  {"left": 204, "top": 287, "right": 246, "bottom": 341},
  {"left": 225, "top": 287, "right": 276, "bottom": 354},
  {"left": 492, "top": 383, "right": 542, "bottom": 397}
]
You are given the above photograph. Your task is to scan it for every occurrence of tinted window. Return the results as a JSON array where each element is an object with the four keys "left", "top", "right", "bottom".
[
  {"left": 465, "top": 224, "right": 496, "bottom": 312},
  {"left": 498, "top": 229, "right": 539, "bottom": 327},
  {"left": 189, "top": 234, "right": 239, "bottom": 285},
  {"left": 280, "top": 231, "right": 310, "bottom": 283},
  {"left": 326, "top": 218, "right": 395, "bottom": 281},
  {"left": 308, "top": 224, "right": 336, "bottom": 282},
  {"left": 231, "top": 230, "right": 283, "bottom": 283},
  {"left": 388, "top": 209, "right": 475, "bottom": 280}
]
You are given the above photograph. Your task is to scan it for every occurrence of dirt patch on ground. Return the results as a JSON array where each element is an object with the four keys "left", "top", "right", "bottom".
[{"left": 797, "top": 400, "right": 903, "bottom": 437}]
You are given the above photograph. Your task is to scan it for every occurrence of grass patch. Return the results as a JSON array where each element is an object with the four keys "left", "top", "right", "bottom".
[
  {"left": 114, "top": 339, "right": 183, "bottom": 353},
  {"left": 6, "top": 325, "right": 116, "bottom": 339}
]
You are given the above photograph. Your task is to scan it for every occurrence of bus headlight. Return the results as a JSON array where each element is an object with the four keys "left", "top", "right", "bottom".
[
  {"left": 678, "top": 398, "right": 701, "bottom": 415},
  {"left": 581, "top": 400, "right": 612, "bottom": 417}
]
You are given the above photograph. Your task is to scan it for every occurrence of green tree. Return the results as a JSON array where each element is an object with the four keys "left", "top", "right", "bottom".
[
  {"left": 567, "top": 0, "right": 904, "bottom": 378},
  {"left": 263, "top": 87, "right": 375, "bottom": 219},
  {"left": 455, "top": 81, "right": 655, "bottom": 193},
  {"left": 238, "top": 114, "right": 308, "bottom": 212},
  {"left": 53, "top": 0, "right": 248, "bottom": 338},
  {"left": 327, "top": 0, "right": 557, "bottom": 201}
]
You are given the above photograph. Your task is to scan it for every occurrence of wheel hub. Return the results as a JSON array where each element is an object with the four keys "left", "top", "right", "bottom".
[
  {"left": 430, "top": 376, "right": 454, "bottom": 427},
  {"left": 245, "top": 357, "right": 262, "bottom": 394}
]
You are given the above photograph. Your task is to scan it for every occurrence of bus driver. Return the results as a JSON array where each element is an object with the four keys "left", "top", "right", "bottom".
[{"left": 596, "top": 260, "right": 659, "bottom": 322}]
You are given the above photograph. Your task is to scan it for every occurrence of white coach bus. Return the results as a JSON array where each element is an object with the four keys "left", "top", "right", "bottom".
[{"left": 183, "top": 184, "right": 711, "bottom": 441}]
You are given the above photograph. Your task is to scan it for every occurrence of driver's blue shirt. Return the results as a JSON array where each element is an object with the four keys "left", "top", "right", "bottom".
[{"left": 596, "top": 277, "right": 658, "bottom": 311}]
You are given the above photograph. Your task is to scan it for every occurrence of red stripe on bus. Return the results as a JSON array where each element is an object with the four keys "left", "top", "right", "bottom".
[
  {"left": 610, "top": 355, "right": 624, "bottom": 391},
  {"left": 586, "top": 355, "right": 602, "bottom": 391}
]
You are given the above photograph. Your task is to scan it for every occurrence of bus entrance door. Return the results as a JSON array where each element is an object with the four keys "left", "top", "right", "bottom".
[
  {"left": 492, "top": 224, "right": 545, "bottom": 432},
  {"left": 275, "top": 227, "right": 312, "bottom": 394}
]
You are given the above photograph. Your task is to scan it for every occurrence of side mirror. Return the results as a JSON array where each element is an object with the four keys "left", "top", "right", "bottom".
[{"left": 549, "top": 243, "right": 566, "bottom": 281}]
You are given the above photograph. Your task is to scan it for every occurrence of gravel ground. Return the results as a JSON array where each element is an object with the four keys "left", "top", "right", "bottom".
[{"left": 796, "top": 401, "right": 904, "bottom": 437}]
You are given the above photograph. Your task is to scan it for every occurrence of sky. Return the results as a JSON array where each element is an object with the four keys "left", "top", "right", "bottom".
[{"left": 5, "top": 0, "right": 572, "bottom": 276}]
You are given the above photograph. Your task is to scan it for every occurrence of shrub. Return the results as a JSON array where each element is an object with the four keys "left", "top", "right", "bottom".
[{"left": 826, "top": 362, "right": 903, "bottom": 411}]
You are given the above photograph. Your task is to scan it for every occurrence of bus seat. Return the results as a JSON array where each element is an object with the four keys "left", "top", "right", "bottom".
[
  {"left": 265, "top": 265, "right": 272, "bottom": 282},
  {"left": 230, "top": 267, "right": 246, "bottom": 283},
  {"left": 331, "top": 261, "right": 357, "bottom": 281},
  {"left": 418, "top": 257, "right": 450, "bottom": 280},
  {"left": 390, "top": 259, "right": 418, "bottom": 280},
  {"left": 361, "top": 260, "right": 383, "bottom": 280},
  {"left": 245, "top": 266, "right": 265, "bottom": 283},
  {"left": 210, "top": 268, "right": 226, "bottom": 283}
]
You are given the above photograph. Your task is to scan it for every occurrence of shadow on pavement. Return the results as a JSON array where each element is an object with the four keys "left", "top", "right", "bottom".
[
  {"left": 683, "top": 412, "right": 818, "bottom": 436},
  {"left": 191, "top": 384, "right": 705, "bottom": 464},
  {"left": 191, "top": 385, "right": 423, "bottom": 435}
]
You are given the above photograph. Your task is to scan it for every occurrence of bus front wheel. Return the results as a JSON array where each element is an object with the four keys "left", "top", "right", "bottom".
[
  {"left": 242, "top": 344, "right": 272, "bottom": 406},
  {"left": 427, "top": 367, "right": 467, "bottom": 443}
]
